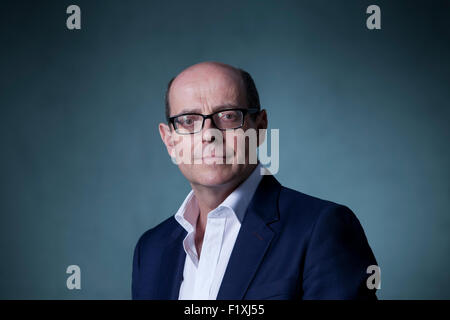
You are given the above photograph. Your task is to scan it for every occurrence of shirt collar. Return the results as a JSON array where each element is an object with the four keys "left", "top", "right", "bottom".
[{"left": 174, "top": 162, "right": 265, "bottom": 232}]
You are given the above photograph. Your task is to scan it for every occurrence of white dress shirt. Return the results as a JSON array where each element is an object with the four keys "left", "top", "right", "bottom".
[{"left": 174, "top": 162, "right": 266, "bottom": 300}]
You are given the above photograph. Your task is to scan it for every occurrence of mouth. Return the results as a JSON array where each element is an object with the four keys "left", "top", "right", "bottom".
[
  {"left": 201, "top": 156, "right": 227, "bottom": 160},
  {"left": 195, "top": 150, "right": 231, "bottom": 160},
  {"left": 198, "top": 153, "right": 230, "bottom": 164}
]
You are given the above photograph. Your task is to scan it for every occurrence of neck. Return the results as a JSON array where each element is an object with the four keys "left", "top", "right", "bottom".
[{"left": 191, "top": 164, "right": 257, "bottom": 233}]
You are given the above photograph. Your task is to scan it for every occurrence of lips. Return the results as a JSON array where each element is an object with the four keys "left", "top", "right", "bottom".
[
  {"left": 201, "top": 155, "right": 226, "bottom": 160},
  {"left": 202, "top": 156, "right": 227, "bottom": 164},
  {"left": 194, "top": 149, "right": 229, "bottom": 160},
  {"left": 202, "top": 156, "right": 225, "bottom": 160}
]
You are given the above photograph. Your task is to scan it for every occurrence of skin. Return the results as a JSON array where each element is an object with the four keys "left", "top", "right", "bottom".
[{"left": 159, "top": 61, "right": 267, "bottom": 257}]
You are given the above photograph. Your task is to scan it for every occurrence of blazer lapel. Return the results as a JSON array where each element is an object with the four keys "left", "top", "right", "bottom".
[
  {"left": 158, "top": 225, "right": 187, "bottom": 299},
  {"left": 216, "top": 174, "right": 281, "bottom": 300}
]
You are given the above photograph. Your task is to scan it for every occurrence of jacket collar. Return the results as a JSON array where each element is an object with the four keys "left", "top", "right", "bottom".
[
  {"left": 216, "top": 173, "right": 281, "bottom": 299},
  {"left": 160, "top": 173, "right": 281, "bottom": 299}
]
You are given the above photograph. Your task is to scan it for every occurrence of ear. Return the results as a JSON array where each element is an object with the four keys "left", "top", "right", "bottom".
[
  {"left": 255, "top": 109, "right": 268, "bottom": 147},
  {"left": 159, "top": 122, "right": 175, "bottom": 157},
  {"left": 256, "top": 109, "right": 268, "bottom": 130}
]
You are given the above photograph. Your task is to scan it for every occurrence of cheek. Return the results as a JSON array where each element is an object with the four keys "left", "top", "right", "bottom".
[
  {"left": 172, "top": 135, "right": 194, "bottom": 159},
  {"left": 176, "top": 134, "right": 205, "bottom": 160},
  {"left": 228, "top": 133, "right": 250, "bottom": 155}
]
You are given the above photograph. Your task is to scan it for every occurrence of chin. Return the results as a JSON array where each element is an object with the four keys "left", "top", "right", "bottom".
[{"left": 187, "top": 163, "right": 236, "bottom": 187}]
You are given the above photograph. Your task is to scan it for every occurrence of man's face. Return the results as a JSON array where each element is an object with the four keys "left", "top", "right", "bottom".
[{"left": 159, "top": 64, "right": 267, "bottom": 188}]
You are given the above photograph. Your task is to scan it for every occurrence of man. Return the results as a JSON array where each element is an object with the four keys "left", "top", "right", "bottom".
[{"left": 132, "top": 61, "right": 378, "bottom": 300}]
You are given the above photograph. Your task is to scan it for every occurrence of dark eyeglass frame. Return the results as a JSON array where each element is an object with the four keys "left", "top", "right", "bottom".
[{"left": 168, "top": 107, "right": 260, "bottom": 135}]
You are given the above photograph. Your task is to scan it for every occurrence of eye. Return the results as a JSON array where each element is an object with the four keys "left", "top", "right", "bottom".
[
  {"left": 177, "top": 115, "right": 196, "bottom": 126},
  {"left": 218, "top": 111, "right": 237, "bottom": 121}
]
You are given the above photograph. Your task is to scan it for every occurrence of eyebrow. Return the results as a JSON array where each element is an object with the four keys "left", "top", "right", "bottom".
[{"left": 175, "top": 103, "right": 240, "bottom": 116}]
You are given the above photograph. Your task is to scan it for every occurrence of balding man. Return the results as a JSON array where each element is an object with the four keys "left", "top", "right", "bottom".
[{"left": 132, "top": 61, "right": 378, "bottom": 300}]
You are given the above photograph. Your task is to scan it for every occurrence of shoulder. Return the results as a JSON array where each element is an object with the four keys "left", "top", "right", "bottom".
[
  {"left": 276, "top": 184, "right": 361, "bottom": 232},
  {"left": 279, "top": 185, "right": 338, "bottom": 212},
  {"left": 135, "top": 215, "right": 181, "bottom": 250}
]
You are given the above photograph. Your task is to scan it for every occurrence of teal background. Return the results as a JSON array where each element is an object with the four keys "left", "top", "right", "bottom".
[{"left": 1, "top": 0, "right": 449, "bottom": 299}]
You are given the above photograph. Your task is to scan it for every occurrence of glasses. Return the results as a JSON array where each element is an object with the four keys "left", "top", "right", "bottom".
[{"left": 168, "top": 108, "right": 260, "bottom": 134}]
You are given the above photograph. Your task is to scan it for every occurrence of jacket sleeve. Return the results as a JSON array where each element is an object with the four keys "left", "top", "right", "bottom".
[{"left": 302, "top": 204, "right": 379, "bottom": 300}]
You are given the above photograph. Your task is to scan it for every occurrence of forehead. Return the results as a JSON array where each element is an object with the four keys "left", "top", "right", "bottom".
[{"left": 169, "top": 66, "right": 246, "bottom": 114}]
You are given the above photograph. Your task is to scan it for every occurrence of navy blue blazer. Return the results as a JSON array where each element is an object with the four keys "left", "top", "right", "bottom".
[{"left": 132, "top": 174, "right": 378, "bottom": 300}]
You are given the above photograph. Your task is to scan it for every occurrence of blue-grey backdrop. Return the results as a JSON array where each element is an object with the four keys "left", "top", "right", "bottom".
[{"left": 1, "top": 0, "right": 449, "bottom": 299}]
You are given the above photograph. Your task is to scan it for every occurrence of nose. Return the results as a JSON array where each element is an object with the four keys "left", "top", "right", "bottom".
[{"left": 202, "top": 118, "right": 216, "bottom": 142}]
